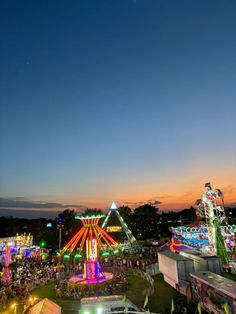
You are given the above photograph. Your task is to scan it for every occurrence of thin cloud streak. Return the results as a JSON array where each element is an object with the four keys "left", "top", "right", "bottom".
[{"left": 0, "top": 197, "right": 85, "bottom": 209}]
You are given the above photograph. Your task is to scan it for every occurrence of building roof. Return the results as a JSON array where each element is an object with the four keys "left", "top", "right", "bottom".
[
  {"left": 190, "top": 271, "right": 236, "bottom": 299},
  {"left": 28, "top": 298, "right": 61, "bottom": 314},
  {"left": 158, "top": 251, "right": 191, "bottom": 261}
]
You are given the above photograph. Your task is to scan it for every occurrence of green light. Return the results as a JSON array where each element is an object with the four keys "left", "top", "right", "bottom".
[
  {"left": 40, "top": 241, "right": 45, "bottom": 247},
  {"left": 64, "top": 254, "right": 70, "bottom": 259},
  {"left": 113, "top": 249, "right": 119, "bottom": 254},
  {"left": 75, "top": 214, "right": 105, "bottom": 220},
  {"left": 74, "top": 253, "right": 82, "bottom": 258},
  {"left": 102, "top": 252, "right": 110, "bottom": 257},
  {"left": 57, "top": 252, "right": 61, "bottom": 256}
]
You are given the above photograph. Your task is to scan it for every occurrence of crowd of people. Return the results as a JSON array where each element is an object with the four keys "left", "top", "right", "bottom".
[
  {"left": 0, "top": 247, "right": 191, "bottom": 314},
  {"left": 0, "top": 250, "right": 148, "bottom": 311},
  {"left": 0, "top": 249, "right": 164, "bottom": 309},
  {"left": 0, "top": 257, "right": 74, "bottom": 310}
]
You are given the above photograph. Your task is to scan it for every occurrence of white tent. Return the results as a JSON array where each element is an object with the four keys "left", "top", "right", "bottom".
[{"left": 28, "top": 298, "right": 61, "bottom": 314}]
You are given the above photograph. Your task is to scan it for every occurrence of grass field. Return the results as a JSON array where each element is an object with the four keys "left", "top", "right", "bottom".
[
  {"left": 23, "top": 272, "right": 185, "bottom": 314},
  {"left": 223, "top": 271, "right": 236, "bottom": 281},
  {"left": 30, "top": 271, "right": 152, "bottom": 314}
]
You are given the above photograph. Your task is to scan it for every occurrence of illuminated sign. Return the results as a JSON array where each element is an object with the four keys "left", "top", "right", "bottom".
[
  {"left": 91, "top": 238, "right": 97, "bottom": 262},
  {"left": 0, "top": 234, "right": 33, "bottom": 249},
  {"left": 106, "top": 226, "right": 122, "bottom": 232}
]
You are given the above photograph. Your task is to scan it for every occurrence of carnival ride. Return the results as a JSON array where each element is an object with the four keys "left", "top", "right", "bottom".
[
  {"left": 0, "top": 233, "right": 35, "bottom": 285},
  {"left": 0, "top": 233, "right": 33, "bottom": 258},
  {"left": 102, "top": 201, "right": 140, "bottom": 250},
  {"left": 165, "top": 183, "right": 236, "bottom": 266},
  {"left": 61, "top": 214, "right": 121, "bottom": 291},
  {"left": 1, "top": 242, "right": 12, "bottom": 285}
]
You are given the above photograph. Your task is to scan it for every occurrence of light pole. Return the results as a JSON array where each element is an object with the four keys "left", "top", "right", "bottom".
[{"left": 57, "top": 216, "right": 64, "bottom": 252}]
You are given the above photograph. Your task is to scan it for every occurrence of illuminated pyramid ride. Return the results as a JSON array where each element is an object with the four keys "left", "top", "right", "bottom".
[
  {"left": 102, "top": 201, "right": 140, "bottom": 250},
  {"left": 61, "top": 214, "right": 121, "bottom": 291}
]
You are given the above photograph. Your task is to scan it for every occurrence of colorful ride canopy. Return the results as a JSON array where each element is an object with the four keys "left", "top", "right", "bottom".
[{"left": 61, "top": 214, "right": 121, "bottom": 255}]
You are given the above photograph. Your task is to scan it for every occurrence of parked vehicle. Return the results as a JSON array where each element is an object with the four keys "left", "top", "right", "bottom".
[{"left": 79, "top": 295, "right": 141, "bottom": 314}]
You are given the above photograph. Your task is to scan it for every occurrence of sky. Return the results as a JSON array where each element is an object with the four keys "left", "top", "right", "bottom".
[{"left": 0, "top": 0, "right": 236, "bottom": 218}]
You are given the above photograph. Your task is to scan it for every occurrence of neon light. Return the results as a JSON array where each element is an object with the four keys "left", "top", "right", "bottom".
[
  {"left": 91, "top": 238, "right": 96, "bottom": 262},
  {"left": 110, "top": 201, "right": 117, "bottom": 210},
  {"left": 86, "top": 239, "right": 89, "bottom": 259},
  {"left": 89, "top": 239, "right": 91, "bottom": 259},
  {"left": 74, "top": 253, "right": 82, "bottom": 258},
  {"left": 75, "top": 214, "right": 105, "bottom": 220},
  {"left": 62, "top": 214, "right": 120, "bottom": 283},
  {"left": 106, "top": 226, "right": 122, "bottom": 232}
]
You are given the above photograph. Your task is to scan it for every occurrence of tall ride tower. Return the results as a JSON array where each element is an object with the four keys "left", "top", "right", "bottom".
[{"left": 196, "top": 182, "right": 229, "bottom": 263}]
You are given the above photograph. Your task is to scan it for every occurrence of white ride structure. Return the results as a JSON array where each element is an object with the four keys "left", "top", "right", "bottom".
[{"left": 196, "top": 183, "right": 231, "bottom": 263}]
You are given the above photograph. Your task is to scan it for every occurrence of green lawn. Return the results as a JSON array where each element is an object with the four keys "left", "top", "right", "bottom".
[
  {"left": 222, "top": 271, "right": 236, "bottom": 281},
  {"left": 28, "top": 272, "right": 185, "bottom": 314},
  {"left": 149, "top": 274, "right": 186, "bottom": 314},
  {"left": 123, "top": 270, "right": 150, "bottom": 308},
  {"left": 30, "top": 272, "right": 151, "bottom": 314}
]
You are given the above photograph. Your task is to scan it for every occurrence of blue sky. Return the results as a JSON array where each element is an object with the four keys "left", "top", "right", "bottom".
[{"left": 0, "top": 0, "right": 235, "bottom": 215}]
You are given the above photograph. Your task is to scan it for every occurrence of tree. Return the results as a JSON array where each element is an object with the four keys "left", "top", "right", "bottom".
[
  {"left": 82, "top": 208, "right": 104, "bottom": 216},
  {"left": 118, "top": 206, "right": 132, "bottom": 226},
  {"left": 132, "top": 204, "right": 160, "bottom": 242}
]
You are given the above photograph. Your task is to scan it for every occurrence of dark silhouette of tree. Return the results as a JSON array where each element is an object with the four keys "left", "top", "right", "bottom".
[
  {"left": 132, "top": 204, "right": 160, "bottom": 242},
  {"left": 119, "top": 206, "right": 132, "bottom": 225},
  {"left": 82, "top": 208, "right": 104, "bottom": 216}
]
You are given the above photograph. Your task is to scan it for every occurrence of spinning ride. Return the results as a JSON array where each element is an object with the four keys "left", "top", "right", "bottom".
[
  {"left": 169, "top": 183, "right": 235, "bottom": 265},
  {"left": 1, "top": 242, "right": 12, "bottom": 285},
  {"left": 61, "top": 214, "right": 121, "bottom": 291}
]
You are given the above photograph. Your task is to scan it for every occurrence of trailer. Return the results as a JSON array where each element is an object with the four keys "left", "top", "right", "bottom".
[
  {"left": 179, "top": 250, "right": 222, "bottom": 274},
  {"left": 190, "top": 271, "right": 236, "bottom": 314},
  {"left": 158, "top": 251, "right": 194, "bottom": 295}
]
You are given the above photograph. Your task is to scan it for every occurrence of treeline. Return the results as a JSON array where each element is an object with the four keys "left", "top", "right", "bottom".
[{"left": 0, "top": 205, "right": 235, "bottom": 249}]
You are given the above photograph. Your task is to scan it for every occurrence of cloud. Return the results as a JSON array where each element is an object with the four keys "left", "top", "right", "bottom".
[
  {"left": 123, "top": 201, "right": 135, "bottom": 205},
  {"left": 222, "top": 185, "right": 235, "bottom": 195},
  {"left": 123, "top": 201, "right": 145, "bottom": 206},
  {"left": 152, "top": 194, "right": 173, "bottom": 199},
  {"left": 0, "top": 197, "right": 85, "bottom": 209},
  {"left": 148, "top": 200, "right": 162, "bottom": 205},
  {"left": 123, "top": 200, "right": 162, "bottom": 207},
  {"left": 0, "top": 208, "right": 61, "bottom": 219},
  {"left": 181, "top": 192, "right": 193, "bottom": 198}
]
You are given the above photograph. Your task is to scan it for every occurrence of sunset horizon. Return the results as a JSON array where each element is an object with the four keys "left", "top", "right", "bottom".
[{"left": 1, "top": 179, "right": 235, "bottom": 218}]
